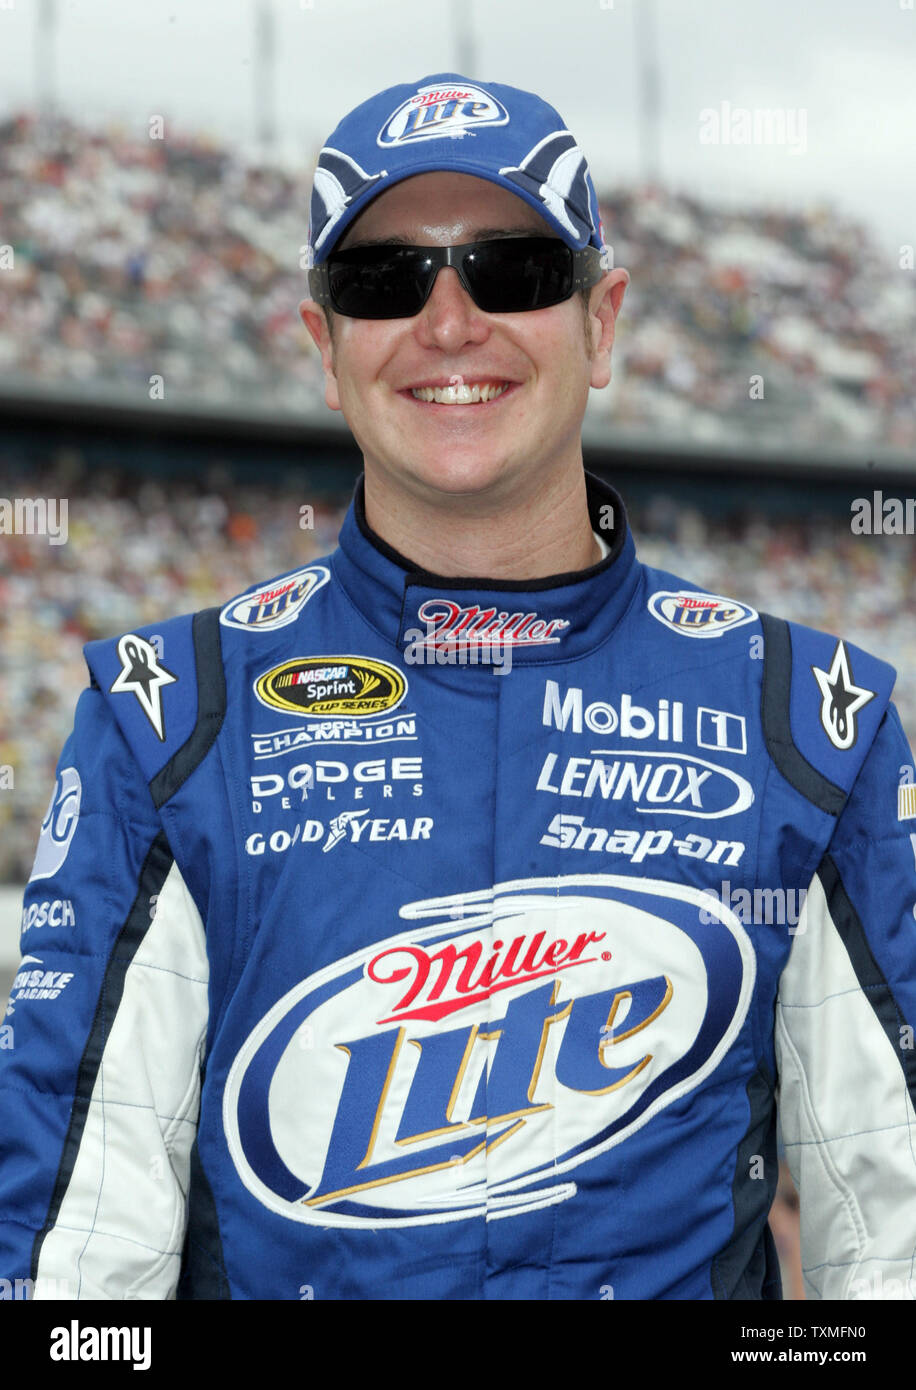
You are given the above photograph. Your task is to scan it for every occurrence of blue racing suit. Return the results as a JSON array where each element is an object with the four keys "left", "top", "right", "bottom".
[{"left": 2, "top": 471, "right": 915, "bottom": 1300}]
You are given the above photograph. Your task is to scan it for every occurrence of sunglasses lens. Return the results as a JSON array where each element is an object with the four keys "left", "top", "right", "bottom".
[
  {"left": 327, "top": 246, "right": 433, "bottom": 318},
  {"left": 324, "top": 239, "right": 576, "bottom": 317},
  {"left": 464, "top": 239, "right": 574, "bottom": 312}
]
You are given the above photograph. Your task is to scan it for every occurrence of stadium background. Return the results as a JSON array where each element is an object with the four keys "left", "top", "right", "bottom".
[{"left": 1, "top": 0, "right": 914, "bottom": 1303}]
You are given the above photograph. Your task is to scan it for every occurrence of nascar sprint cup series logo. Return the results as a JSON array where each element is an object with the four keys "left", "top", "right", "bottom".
[
  {"left": 224, "top": 875, "right": 754, "bottom": 1228},
  {"left": 255, "top": 656, "right": 407, "bottom": 718}
]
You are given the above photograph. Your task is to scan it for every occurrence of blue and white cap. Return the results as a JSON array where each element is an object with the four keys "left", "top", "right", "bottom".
[{"left": 307, "top": 72, "right": 606, "bottom": 266}]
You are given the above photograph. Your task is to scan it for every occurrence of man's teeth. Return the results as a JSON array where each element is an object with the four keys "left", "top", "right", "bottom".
[{"left": 410, "top": 382, "right": 510, "bottom": 404}]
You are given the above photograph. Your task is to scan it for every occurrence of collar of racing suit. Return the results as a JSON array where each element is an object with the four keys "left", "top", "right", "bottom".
[{"left": 331, "top": 470, "right": 641, "bottom": 664}]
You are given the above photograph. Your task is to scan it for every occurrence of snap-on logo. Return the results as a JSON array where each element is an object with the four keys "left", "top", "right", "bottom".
[
  {"left": 224, "top": 875, "right": 754, "bottom": 1228},
  {"left": 647, "top": 591, "right": 757, "bottom": 638}
]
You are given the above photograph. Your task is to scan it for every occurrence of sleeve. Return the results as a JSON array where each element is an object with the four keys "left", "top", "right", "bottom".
[
  {"left": 775, "top": 702, "right": 916, "bottom": 1301},
  {"left": 0, "top": 683, "right": 209, "bottom": 1300}
]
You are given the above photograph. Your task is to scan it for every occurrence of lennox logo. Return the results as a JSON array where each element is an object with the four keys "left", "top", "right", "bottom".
[
  {"left": 648, "top": 591, "right": 757, "bottom": 638},
  {"left": 224, "top": 875, "right": 754, "bottom": 1227},
  {"left": 536, "top": 750, "right": 754, "bottom": 820}
]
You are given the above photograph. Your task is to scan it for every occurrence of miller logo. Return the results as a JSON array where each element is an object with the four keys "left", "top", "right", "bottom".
[
  {"left": 221, "top": 566, "right": 329, "bottom": 632},
  {"left": 223, "top": 875, "right": 754, "bottom": 1228},
  {"left": 410, "top": 600, "right": 570, "bottom": 650},
  {"left": 648, "top": 591, "right": 757, "bottom": 639},
  {"left": 378, "top": 82, "right": 509, "bottom": 146},
  {"left": 254, "top": 656, "right": 407, "bottom": 719}
]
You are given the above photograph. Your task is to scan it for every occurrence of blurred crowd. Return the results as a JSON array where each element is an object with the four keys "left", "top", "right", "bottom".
[
  {"left": 1, "top": 455, "right": 914, "bottom": 888},
  {"left": 1, "top": 112, "right": 915, "bottom": 449}
]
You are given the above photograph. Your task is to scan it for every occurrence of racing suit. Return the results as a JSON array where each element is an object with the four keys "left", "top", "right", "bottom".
[{"left": 2, "top": 470, "right": 915, "bottom": 1301}]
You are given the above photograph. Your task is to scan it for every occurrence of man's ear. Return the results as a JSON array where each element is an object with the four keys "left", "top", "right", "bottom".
[
  {"left": 588, "top": 268, "right": 629, "bottom": 390},
  {"left": 299, "top": 299, "right": 341, "bottom": 412}
]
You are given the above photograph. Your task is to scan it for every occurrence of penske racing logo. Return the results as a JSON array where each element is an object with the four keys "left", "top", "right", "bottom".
[{"left": 224, "top": 875, "right": 754, "bottom": 1228}]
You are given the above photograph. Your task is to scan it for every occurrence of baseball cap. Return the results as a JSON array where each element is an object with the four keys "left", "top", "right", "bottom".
[{"left": 306, "top": 72, "right": 607, "bottom": 265}]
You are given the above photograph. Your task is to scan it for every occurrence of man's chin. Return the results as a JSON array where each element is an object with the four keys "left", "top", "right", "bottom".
[{"left": 383, "top": 452, "right": 527, "bottom": 504}]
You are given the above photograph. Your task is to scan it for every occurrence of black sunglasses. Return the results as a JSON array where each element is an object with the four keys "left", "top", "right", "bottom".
[{"left": 308, "top": 236, "right": 607, "bottom": 319}]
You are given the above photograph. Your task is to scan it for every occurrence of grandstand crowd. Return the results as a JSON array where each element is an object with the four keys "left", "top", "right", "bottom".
[
  {"left": 1, "top": 455, "right": 914, "bottom": 889},
  {"left": 2, "top": 111, "right": 916, "bottom": 449}
]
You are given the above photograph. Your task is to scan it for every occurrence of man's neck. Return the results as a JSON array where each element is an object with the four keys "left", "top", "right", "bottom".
[{"left": 362, "top": 465, "right": 602, "bottom": 580}]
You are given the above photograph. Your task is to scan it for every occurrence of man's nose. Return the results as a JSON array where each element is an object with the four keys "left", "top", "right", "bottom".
[{"left": 414, "top": 265, "right": 490, "bottom": 348}]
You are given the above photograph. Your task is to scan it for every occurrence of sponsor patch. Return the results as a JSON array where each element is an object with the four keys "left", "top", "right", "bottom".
[
  {"left": 250, "top": 757, "right": 423, "bottom": 811},
  {"left": 648, "top": 591, "right": 757, "bottom": 638},
  {"left": 536, "top": 749, "right": 754, "bottom": 820},
  {"left": 29, "top": 768, "right": 82, "bottom": 883},
  {"left": 542, "top": 683, "right": 749, "bottom": 756},
  {"left": 21, "top": 898, "right": 76, "bottom": 933},
  {"left": 378, "top": 82, "right": 509, "bottom": 147},
  {"left": 220, "top": 566, "right": 329, "bottom": 633},
  {"left": 810, "top": 640, "right": 875, "bottom": 751},
  {"left": 412, "top": 601, "right": 569, "bottom": 651},
  {"left": 255, "top": 657, "right": 407, "bottom": 719},
  {"left": 9, "top": 955, "right": 75, "bottom": 1007},
  {"left": 223, "top": 875, "right": 754, "bottom": 1227},
  {"left": 899, "top": 785, "right": 916, "bottom": 822},
  {"left": 245, "top": 813, "right": 433, "bottom": 855},
  {"left": 109, "top": 634, "right": 177, "bottom": 741},
  {"left": 540, "top": 816, "right": 745, "bottom": 866}
]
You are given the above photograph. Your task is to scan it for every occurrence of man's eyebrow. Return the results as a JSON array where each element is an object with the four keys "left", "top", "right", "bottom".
[{"left": 338, "top": 226, "right": 550, "bottom": 250}]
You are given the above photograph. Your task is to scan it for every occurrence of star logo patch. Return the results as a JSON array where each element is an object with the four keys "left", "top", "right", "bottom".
[
  {"left": 109, "top": 634, "right": 177, "bottom": 742},
  {"left": 811, "top": 640, "right": 875, "bottom": 751}
]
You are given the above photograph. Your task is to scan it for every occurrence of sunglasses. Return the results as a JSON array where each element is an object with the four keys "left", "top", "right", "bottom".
[{"left": 308, "top": 236, "right": 607, "bottom": 319}]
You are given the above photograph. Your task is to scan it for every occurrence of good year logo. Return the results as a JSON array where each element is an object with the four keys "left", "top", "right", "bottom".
[{"left": 224, "top": 875, "right": 754, "bottom": 1227}]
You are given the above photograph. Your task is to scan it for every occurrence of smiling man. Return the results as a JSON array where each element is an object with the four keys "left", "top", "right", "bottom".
[
  {"left": 301, "top": 166, "right": 628, "bottom": 578},
  {"left": 3, "top": 73, "right": 916, "bottom": 1305}
]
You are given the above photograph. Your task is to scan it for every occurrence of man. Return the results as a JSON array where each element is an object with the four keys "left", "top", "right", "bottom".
[{"left": 2, "top": 72, "right": 915, "bottom": 1302}]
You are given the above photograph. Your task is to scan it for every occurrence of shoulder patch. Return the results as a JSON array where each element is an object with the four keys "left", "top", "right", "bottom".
[
  {"left": 219, "top": 565, "right": 330, "bottom": 633},
  {"left": 760, "top": 613, "right": 896, "bottom": 812},
  {"left": 84, "top": 608, "right": 226, "bottom": 802},
  {"left": 647, "top": 589, "right": 757, "bottom": 638}
]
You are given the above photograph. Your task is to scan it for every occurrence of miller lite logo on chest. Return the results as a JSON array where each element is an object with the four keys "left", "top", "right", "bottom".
[{"left": 224, "top": 874, "right": 754, "bottom": 1228}]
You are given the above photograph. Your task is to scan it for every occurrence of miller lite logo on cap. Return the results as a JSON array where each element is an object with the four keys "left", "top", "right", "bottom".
[{"left": 378, "top": 82, "right": 509, "bottom": 146}]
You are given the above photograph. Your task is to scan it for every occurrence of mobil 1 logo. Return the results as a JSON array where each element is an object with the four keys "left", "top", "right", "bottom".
[{"left": 542, "top": 682, "right": 747, "bottom": 755}]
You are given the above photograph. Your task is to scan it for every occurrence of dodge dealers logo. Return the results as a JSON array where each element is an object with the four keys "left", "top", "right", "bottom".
[{"left": 224, "top": 875, "right": 754, "bottom": 1228}]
